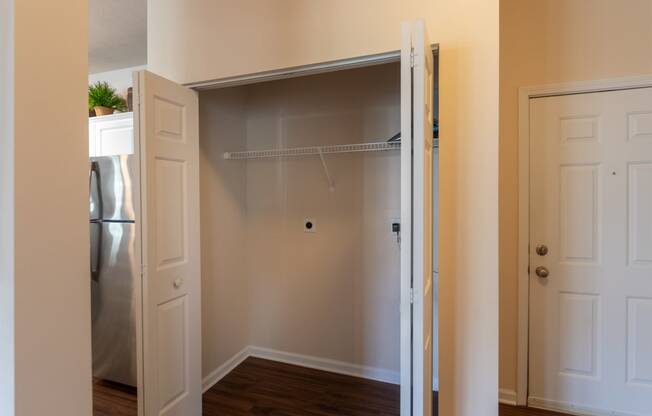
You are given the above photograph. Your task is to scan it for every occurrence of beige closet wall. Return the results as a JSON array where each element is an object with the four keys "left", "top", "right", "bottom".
[
  {"left": 150, "top": 2, "right": 499, "bottom": 414},
  {"left": 243, "top": 66, "right": 402, "bottom": 372},
  {"left": 500, "top": 0, "right": 652, "bottom": 393},
  {"left": 199, "top": 88, "right": 251, "bottom": 377},
  {"left": 199, "top": 65, "right": 403, "bottom": 376}
]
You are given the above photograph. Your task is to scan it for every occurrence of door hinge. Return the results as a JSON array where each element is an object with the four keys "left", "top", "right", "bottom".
[
  {"left": 409, "top": 288, "right": 415, "bottom": 304},
  {"left": 410, "top": 48, "right": 416, "bottom": 68}
]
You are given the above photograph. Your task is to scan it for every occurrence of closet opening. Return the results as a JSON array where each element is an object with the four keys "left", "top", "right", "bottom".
[{"left": 197, "top": 54, "right": 439, "bottom": 414}]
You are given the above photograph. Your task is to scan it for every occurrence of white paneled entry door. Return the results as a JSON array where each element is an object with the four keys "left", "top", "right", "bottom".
[
  {"left": 529, "top": 87, "right": 652, "bottom": 415},
  {"left": 401, "top": 19, "right": 434, "bottom": 416},
  {"left": 134, "top": 71, "right": 202, "bottom": 416}
]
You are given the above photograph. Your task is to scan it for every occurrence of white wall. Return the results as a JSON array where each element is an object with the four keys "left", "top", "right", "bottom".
[
  {"left": 0, "top": 1, "right": 15, "bottom": 414},
  {"left": 89, "top": 65, "right": 146, "bottom": 97},
  {"left": 9, "top": 1, "right": 92, "bottom": 415},
  {"left": 150, "top": 2, "right": 499, "bottom": 414}
]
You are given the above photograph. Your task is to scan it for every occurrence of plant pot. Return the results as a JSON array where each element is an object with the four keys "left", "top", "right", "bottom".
[{"left": 94, "top": 106, "right": 114, "bottom": 116}]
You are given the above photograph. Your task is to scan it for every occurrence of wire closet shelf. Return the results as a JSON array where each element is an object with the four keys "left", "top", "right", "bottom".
[{"left": 223, "top": 141, "right": 401, "bottom": 160}]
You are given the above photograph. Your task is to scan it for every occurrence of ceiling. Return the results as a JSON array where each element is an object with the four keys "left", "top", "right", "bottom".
[{"left": 88, "top": 0, "right": 147, "bottom": 74}]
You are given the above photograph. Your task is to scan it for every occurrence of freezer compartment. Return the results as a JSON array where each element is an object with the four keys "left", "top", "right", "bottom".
[
  {"left": 91, "top": 220, "right": 138, "bottom": 386},
  {"left": 89, "top": 155, "right": 137, "bottom": 222}
]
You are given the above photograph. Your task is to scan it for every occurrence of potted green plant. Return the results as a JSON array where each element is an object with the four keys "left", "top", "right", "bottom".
[{"left": 88, "top": 81, "right": 127, "bottom": 116}]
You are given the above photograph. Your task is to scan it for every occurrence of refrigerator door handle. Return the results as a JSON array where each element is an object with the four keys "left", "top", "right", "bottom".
[
  {"left": 90, "top": 161, "right": 103, "bottom": 281},
  {"left": 89, "top": 161, "right": 104, "bottom": 219},
  {"left": 90, "top": 222, "right": 102, "bottom": 281}
]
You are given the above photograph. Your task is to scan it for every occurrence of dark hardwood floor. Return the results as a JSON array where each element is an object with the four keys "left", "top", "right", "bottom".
[
  {"left": 204, "top": 357, "right": 400, "bottom": 415},
  {"left": 499, "top": 404, "right": 568, "bottom": 416},
  {"left": 93, "top": 357, "right": 570, "bottom": 416},
  {"left": 203, "top": 357, "right": 571, "bottom": 416},
  {"left": 93, "top": 379, "right": 137, "bottom": 416}
]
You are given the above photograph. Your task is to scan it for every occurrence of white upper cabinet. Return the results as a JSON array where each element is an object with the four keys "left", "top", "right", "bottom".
[{"left": 89, "top": 112, "right": 134, "bottom": 157}]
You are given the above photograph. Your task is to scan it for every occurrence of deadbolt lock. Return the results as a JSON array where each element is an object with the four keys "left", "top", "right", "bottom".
[{"left": 535, "top": 244, "right": 549, "bottom": 256}]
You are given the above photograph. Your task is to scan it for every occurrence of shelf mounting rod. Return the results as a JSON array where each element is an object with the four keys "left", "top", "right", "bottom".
[{"left": 317, "top": 148, "right": 335, "bottom": 192}]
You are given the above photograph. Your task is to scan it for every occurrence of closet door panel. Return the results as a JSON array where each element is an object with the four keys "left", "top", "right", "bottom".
[
  {"left": 136, "top": 70, "right": 201, "bottom": 416},
  {"left": 400, "top": 19, "right": 434, "bottom": 416},
  {"left": 400, "top": 21, "right": 414, "bottom": 416}
]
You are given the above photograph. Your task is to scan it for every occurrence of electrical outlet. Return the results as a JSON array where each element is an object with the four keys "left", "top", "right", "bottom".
[{"left": 304, "top": 218, "right": 316, "bottom": 233}]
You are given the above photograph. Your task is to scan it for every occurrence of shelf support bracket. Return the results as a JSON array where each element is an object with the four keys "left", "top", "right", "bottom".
[{"left": 317, "top": 148, "right": 335, "bottom": 192}]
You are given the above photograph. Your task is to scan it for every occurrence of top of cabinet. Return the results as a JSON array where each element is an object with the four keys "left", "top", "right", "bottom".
[{"left": 89, "top": 111, "right": 133, "bottom": 123}]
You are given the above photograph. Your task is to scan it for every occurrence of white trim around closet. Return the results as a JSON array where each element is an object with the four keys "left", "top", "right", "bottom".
[
  {"left": 248, "top": 346, "right": 401, "bottom": 385},
  {"left": 201, "top": 346, "right": 251, "bottom": 393},
  {"left": 185, "top": 46, "right": 439, "bottom": 91}
]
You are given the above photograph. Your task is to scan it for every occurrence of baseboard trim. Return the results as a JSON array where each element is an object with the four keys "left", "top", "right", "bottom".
[
  {"left": 499, "top": 388, "right": 517, "bottom": 406},
  {"left": 202, "top": 346, "right": 250, "bottom": 393},
  {"left": 528, "top": 397, "right": 644, "bottom": 416},
  {"left": 248, "top": 345, "right": 400, "bottom": 385},
  {"left": 202, "top": 345, "right": 401, "bottom": 391}
]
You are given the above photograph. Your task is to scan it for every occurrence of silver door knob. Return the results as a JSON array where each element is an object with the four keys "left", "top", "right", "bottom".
[{"left": 535, "top": 266, "right": 549, "bottom": 278}]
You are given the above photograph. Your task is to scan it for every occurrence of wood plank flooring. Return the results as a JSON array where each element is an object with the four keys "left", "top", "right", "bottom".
[
  {"left": 203, "top": 357, "right": 400, "bottom": 416},
  {"left": 93, "top": 357, "right": 570, "bottom": 416},
  {"left": 93, "top": 379, "right": 137, "bottom": 416},
  {"left": 499, "top": 404, "right": 569, "bottom": 416},
  {"left": 203, "top": 357, "right": 571, "bottom": 416}
]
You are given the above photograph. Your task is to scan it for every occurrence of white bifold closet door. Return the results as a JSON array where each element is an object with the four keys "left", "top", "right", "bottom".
[
  {"left": 134, "top": 70, "right": 202, "bottom": 416},
  {"left": 400, "top": 20, "right": 435, "bottom": 416}
]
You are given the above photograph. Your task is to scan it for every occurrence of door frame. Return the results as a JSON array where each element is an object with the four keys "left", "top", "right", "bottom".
[
  {"left": 193, "top": 47, "right": 439, "bottom": 416},
  {"left": 184, "top": 47, "right": 436, "bottom": 90},
  {"left": 515, "top": 74, "right": 652, "bottom": 407}
]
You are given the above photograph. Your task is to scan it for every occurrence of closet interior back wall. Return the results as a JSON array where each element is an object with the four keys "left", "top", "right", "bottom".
[{"left": 199, "top": 63, "right": 402, "bottom": 383}]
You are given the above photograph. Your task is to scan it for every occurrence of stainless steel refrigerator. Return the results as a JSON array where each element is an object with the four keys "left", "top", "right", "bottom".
[{"left": 90, "top": 155, "right": 138, "bottom": 387}]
